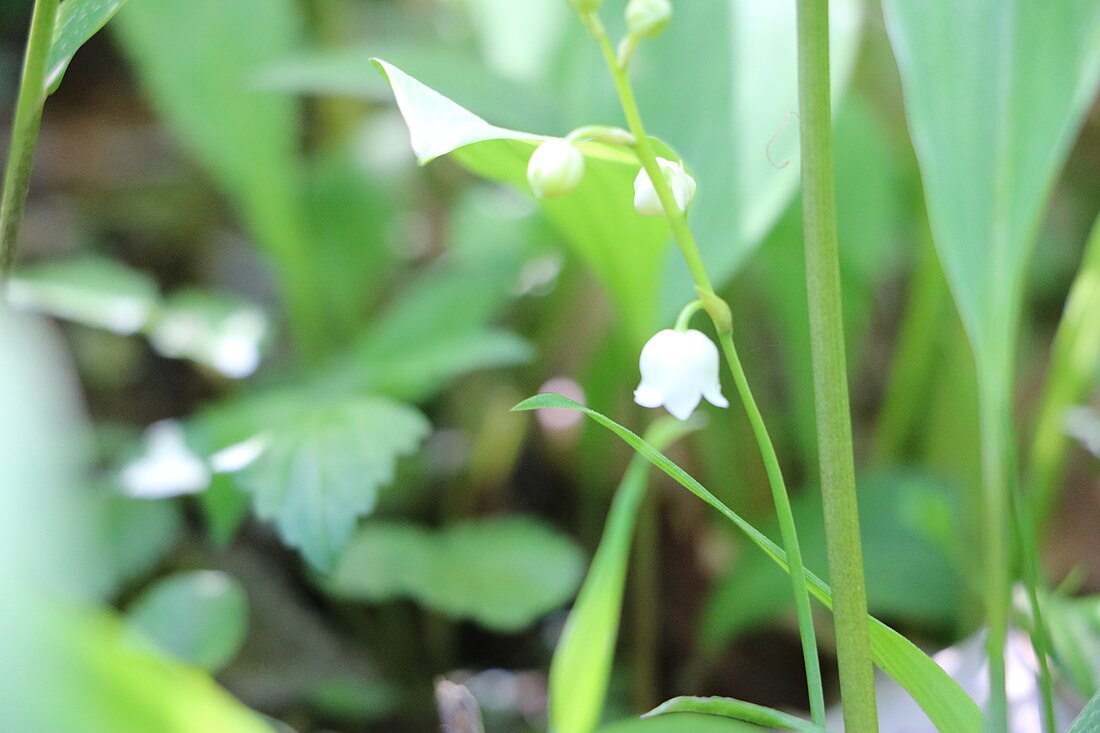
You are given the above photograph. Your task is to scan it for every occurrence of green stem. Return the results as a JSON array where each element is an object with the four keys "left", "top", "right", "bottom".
[
  {"left": 579, "top": 11, "right": 824, "bottom": 724},
  {"left": 977, "top": 380, "right": 1010, "bottom": 730},
  {"left": 0, "top": 0, "right": 59, "bottom": 283},
  {"left": 793, "top": 2, "right": 878, "bottom": 730},
  {"left": 718, "top": 330, "right": 826, "bottom": 725}
]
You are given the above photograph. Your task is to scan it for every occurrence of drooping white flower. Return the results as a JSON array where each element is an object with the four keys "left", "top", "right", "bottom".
[
  {"left": 626, "top": 0, "right": 672, "bottom": 39},
  {"left": 633, "top": 157, "right": 696, "bottom": 216},
  {"left": 633, "top": 329, "right": 728, "bottom": 420},
  {"left": 527, "top": 139, "right": 585, "bottom": 198},
  {"left": 120, "top": 420, "right": 211, "bottom": 499}
]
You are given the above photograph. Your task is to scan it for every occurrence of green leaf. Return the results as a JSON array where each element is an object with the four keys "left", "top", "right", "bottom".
[
  {"left": 514, "top": 394, "right": 985, "bottom": 733},
  {"left": 550, "top": 418, "right": 699, "bottom": 733},
  {"left": 127, "top": 570, "right": 248, "bottom": 672},
  {"left": 235, "top": 395, "right": 430, "bottom": 571},
  {"left": 372, "top": 58, "right": 670, "bottom": 342},
  {"left": 702, "top": 470, "right": 962, "bottom": 647},
  {"left": 881, "top": 0, "right": 1100, "bottom": 375},
  {"left": 597, "top": 713, "right": 759, "bottom": 733},
  {"left": 46, "top": 0, "right": 129, "bottom": 92},
  {"left": 1044, "top": 592, "right": 1100, "bottom": 699},
  {"left": 645, "top": 697, "right": 829, "bottom": 733},
  {"left": 8, "top": 256, "right": 159, "bottom": 335},
  {"left": 1068, "top": 692, "right": 1100, "bottom": 733},
  {"left": 100, "top": 493, "right": 183, "bottom": 592},
  {"left": 328, "top": 516, "right": 585, "bottom": 632}
]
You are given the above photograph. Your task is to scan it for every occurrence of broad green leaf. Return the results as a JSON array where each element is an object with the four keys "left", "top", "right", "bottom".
[
  {"left": 1044, "top": 592, "right": 1100, "bottom": 699},
  {"left": 550, "top": 418, "right": 699, "bottom": 733},
  {"left": 100, "top": 493, "right": 183, "bottom": 592},
  {"left": 702, "top": 470, "right": 962, "bottom": 647},
  {"left": 46, "top": 0, "right": 128, "bottom": 92},
  {"left": 1067, "top": 692, "right": 1100, "bottom": 733},
  {"left": 235, "top": 396, "right": 430, "bottom": 570},
  {"left": 881, "top": 0, "right": 1100, "bottom": 377},
  {"left": 127, "top": 570, "right": 248, "bottom": 673},
  {"left": 8, "top": 256, "right": 158, "bottom": 335},
  {"left": 198, "top": 474, "right": 252, "bottom": 547},
  {"left": 372, "top": 58, "right": 670, "bottom": 342},
  {"left": 329, "top": 516, "right": 584, "bottom": 632},
  {"left": 597, "top": 713, "right": 759, "bottom": 733},
  {"left": 646, "top": 697, "right": 829, "bottom": 733},
  {"left": 514, "top": 394, "right": 984, "bottom": 733}
]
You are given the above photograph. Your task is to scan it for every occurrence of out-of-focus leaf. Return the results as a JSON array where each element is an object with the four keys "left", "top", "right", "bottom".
[
  {"left": 148, "top": 291, "right": 269, "bottom": 379},
  {"left": 46, "top": 0, "right": 129, "bottom": 92},
  {"left": 8, "top": 256, "right": 158, "bottom": 335},
  {"left": 514, "top": 394, "right": 985, "bottom": 733},
  {"left": 373, "top": 58, "right": 671, "bottom": 342},
  {"left": 1044, "top": 592, "right": 1100, "bottom": 700},
  {"left": 702, "top": 471, "right": 962, "bottom": 647},
  {"left": 225, "top": 396, "right": 429, "bottom": 571},
  {"left": 550, "top": 418, "right": 698, "bottom": 733},
  {"left": 198, "top": 474, "right": 252, "bottom": 547},
  {"left": 1067, "top": 692, "right": 1100, "bottom": 733},
  {"left": 597, "top": 713, "right": 759, "bottom": 733},
  {"left": 127, "top": 570, "right": 248, "bottom": 673},
  {"left": 329, "top": 516, "right": 585, "bottom": 632},
  {"left": 100, "top": 493, "right": 183, "bottom": 592},
  {"left": 645, "top": 697, "right": 828, "bottom": 732},
  {"left": 881, "top": 0, "right": 1100, "bottom": 383}
]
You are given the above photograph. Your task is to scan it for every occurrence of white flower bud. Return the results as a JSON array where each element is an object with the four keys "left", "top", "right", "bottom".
[
  {"left": 567, "top": 0, "right": 602, "bottom": 14},
  {"left": 626, "top": 0, "right": 672, "bottom": 38},
  {"left": 633, "top": 157, "right": 696, "bottom": 216},
  {"left": 527, "top": 139, "right": 585, "bottom": 199},
  {"left": 633, "top": 329, "right": 728, "bottom": 421}
]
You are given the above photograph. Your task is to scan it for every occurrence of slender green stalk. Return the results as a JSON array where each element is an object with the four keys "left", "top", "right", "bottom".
[
  {"left": 977, "top": 380, "right": 1010, "bottom": 730},
  {"left": 1, "top": 0, "right": 59, "bottom": 283},
  {"left": 793, "top": 2, "right": 877, "bottom": 730},
  {"left": 578, "top": 12, "right": 825, "bottom": 724}
]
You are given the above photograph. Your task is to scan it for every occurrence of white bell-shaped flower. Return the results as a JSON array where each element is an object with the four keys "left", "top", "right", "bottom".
[
  {"left": 633, "top": 329, "right": 728, "bottom": 420},
  {"left": 527, "top": 139, "right": 585, "bottom": 198},
  {"left": 633, "top": 157, "right": 696, "bottom": 216},
  {"left": 120, "top": 420, "right": 211, "bottom": 499}
]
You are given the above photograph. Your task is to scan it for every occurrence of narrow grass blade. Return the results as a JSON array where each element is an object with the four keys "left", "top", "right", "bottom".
[{"left": 646, "top": 696, "right": 830, "bottom": 732}]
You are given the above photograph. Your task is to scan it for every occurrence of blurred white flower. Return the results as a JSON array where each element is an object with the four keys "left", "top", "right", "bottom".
[
  {"left": 633, "top": 329, "right": 728, "bottom": 420},
  {"left": 210, "top": 434, "right": 268, "bottom": 473},
  {"left": 120, "top": 420, "right": 210, "bottom": 499},
  {"left": 527, "top": 139, "right": 584, "bottom": 198},
  {"left": 633, "top": 157, "right": 696, "bottom": 216},
  {"left": 626, "top": 0, "right": 672, "bottom": 38}
]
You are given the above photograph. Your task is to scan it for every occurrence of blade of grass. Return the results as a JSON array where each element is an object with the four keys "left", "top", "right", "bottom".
[{"left": 645, "top": 696, "right": 831, "bottom": 732}]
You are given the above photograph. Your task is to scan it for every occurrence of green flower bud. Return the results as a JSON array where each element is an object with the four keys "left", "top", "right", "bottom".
[
  {"left": 566, "top": 0, "right": 602, "bottom": 13},
  {"left": 527, "top": 139, "right": 585, "bottom": 198},
  {"left": 625, "top": 0, "right": 672, "bottom": 38}
]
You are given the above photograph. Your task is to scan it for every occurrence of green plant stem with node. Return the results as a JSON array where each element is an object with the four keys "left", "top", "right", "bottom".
[
  {"left": 1, "top": 0, "right": 59, "bottom": 284},
  {"left": 576, "top": 8, "right": 826, "bottom": 725}
]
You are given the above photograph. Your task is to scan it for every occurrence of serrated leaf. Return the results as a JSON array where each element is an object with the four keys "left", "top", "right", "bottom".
[
  {"left": 46, "top": 0, "right": 129, "bottom": 92},
  {"left": 329, "top": 516, "right": 585, "bottom": 632},
  {"left": 237, "top": 396, "right": 429, "bottom": 571},
  {"left": 514, "top": 394, "right": 984, "bottom": 733},
  {"left": 550, "top": 418, "right": 698, "bottom": 733},
  {"left": 127, "top": 570, "right": 248, "bottom": 673},
  {"left": 8, "top": 256, "right": 158, "bottom": 335},
  {"left": 373, "top": 58, "right": 671, "bottom": 342}
]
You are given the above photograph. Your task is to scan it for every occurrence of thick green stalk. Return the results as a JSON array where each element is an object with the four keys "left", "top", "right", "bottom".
[
  {"left": 793, "top": 2, "right": 877, "bottom": 730},
  {"left": 1, "top": 0, "right": 59, "bottom": 283},
  {"left": 579, "top": 12, "right": 825, "bottom": 724}
]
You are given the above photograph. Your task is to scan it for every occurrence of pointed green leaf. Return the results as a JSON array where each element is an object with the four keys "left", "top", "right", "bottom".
[
  {"left": 514, "top": 394, "right": 984, "bottom": 733},
  {"left": 127, "top": 570, "right": 248, "bottom": 673},
  {"left": 645, "top": 696, "right": 829, "bottom": 732},
  {"left": 236, "top": 396, "right": 430, "bottom": 571},
  {"left": 550, "top": 418, "right": 699, "bottom": 733},
  {"left": 881, "top": 0, "right": 1100, "bottom": 372},
  {"left": 46, "top": 0, "right": 129, "bottom": 92},
  {"left": 1068, "top": 692, "right": 1100, "bottom": 733},
  {"left": 329, "top": 517, "right": 584, "bottom": 631},
  {"left": 372, "top": 58, "right": 670, "bottom": 342}
]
